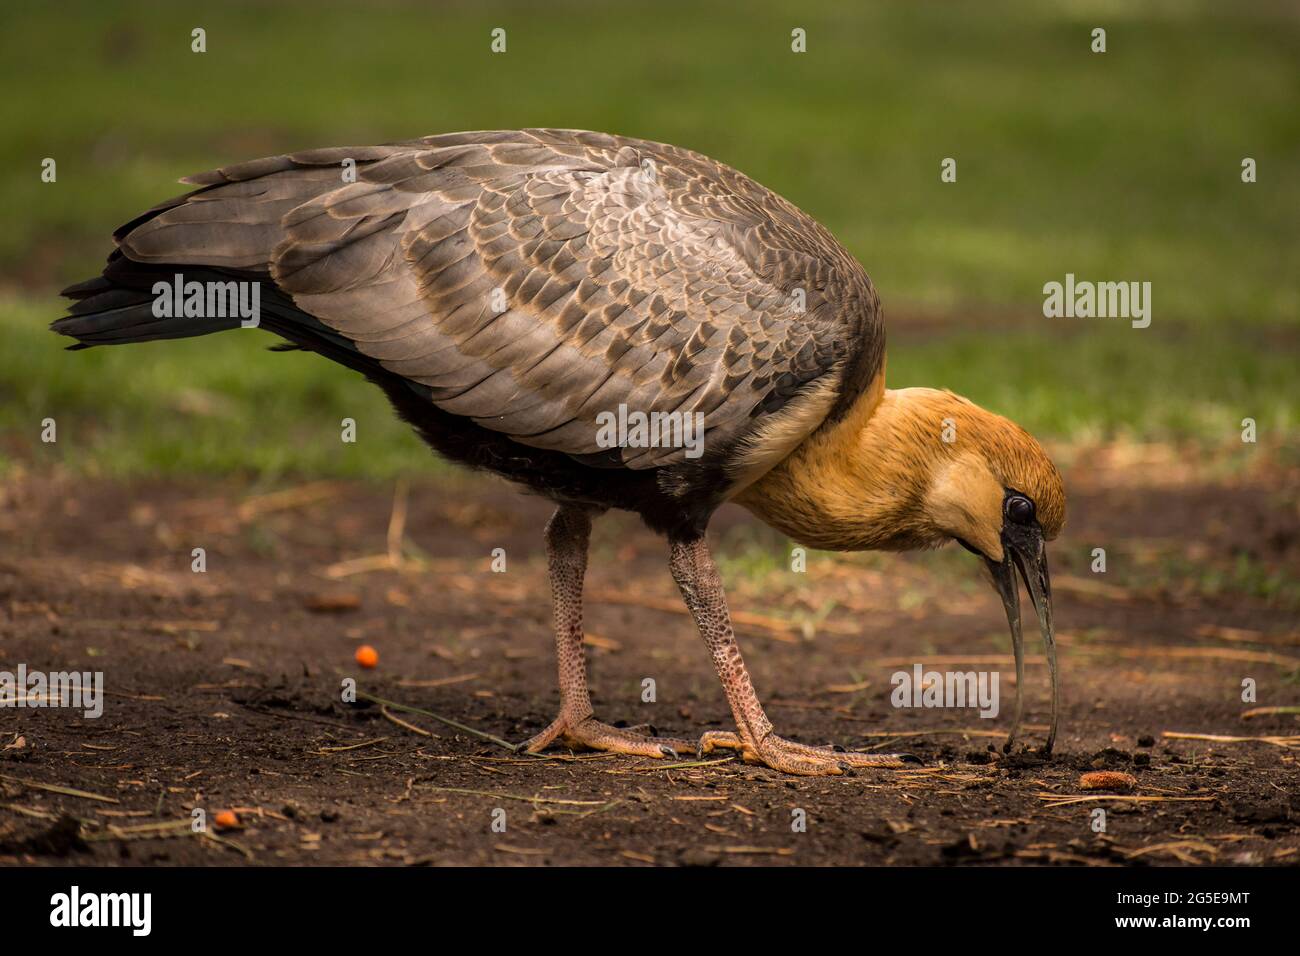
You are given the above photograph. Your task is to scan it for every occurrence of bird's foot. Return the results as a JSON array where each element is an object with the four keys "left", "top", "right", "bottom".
[
  {"left": 699, "top": 730, "right": 920, "bottom": 776},
  {"left": 519, "top": 712, "right": 693, "bottom": 759}
]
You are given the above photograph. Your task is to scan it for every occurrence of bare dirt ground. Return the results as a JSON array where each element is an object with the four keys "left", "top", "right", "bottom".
[{"left": 1, "top": 452, "right": 1297, "bottom": 867}]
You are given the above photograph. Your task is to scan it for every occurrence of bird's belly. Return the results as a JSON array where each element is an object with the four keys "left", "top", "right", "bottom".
[{"left": 376, "top": 376, "right": 730, "bottom": 536}]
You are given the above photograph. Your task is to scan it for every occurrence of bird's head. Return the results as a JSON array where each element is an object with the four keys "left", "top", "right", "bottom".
[
  {"left": 913, "top": 389, "right": 1065, "bottom": 753},
  {"left": 736, "top": 383, "right": 1067, "bottom": 752}
]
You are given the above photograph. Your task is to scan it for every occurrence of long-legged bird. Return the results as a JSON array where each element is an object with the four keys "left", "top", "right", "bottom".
[{"left": 54, "top": 129, "right": 1065, "bottom": 775}]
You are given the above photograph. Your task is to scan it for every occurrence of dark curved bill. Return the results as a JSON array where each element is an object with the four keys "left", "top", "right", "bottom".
[
  {"left": 985, "top": 555, "right": 1024, "bottom": 752},
  {"left": 986, "top": 525, "right": 1057, "bottom": 754}
]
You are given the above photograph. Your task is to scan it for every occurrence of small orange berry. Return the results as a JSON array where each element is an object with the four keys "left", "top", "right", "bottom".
[
  {"left": 214, "top": 810, "right": 239, "bottom": 829},
  {"left": 355, "top": 645, "right": 379, "bottom": 669}
]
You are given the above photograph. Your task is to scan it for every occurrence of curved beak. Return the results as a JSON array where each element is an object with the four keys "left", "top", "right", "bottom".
[{"left": 984, "top": 524, "right": 1057, "bottom": 754}]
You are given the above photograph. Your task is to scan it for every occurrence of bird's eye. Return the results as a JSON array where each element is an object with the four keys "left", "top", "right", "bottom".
[{"left": 1006, "top": 494, "right": 1035, "bottom": 525}]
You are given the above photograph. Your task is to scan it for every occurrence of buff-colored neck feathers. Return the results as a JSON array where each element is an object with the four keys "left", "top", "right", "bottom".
[{"left": 736, "top": 380, "right": 1065, "bottom": 554}]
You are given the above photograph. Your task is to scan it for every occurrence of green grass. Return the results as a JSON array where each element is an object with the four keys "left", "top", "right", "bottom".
[
  {"left": 0, "top": 0, "right": 1296, "bottom": 477},
  {"left": 888, "top": 323, "right": 1299, "bottom": 448}
]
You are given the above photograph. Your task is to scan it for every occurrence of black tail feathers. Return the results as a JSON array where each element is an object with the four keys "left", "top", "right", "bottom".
[
  {"left": 53, "top": 256, "right": 263, "bottom": 349},
  {"left": 52, "top": 258, "right": 419, "bottom": 396}
]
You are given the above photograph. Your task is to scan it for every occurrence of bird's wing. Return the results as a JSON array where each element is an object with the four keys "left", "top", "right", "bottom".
[{"left": 118, "top": 129, "right": 882, "bottom": 468}]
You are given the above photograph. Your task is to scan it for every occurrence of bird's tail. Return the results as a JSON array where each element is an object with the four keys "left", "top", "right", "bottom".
[
  {"left": 53, "top": 255, "right": 256, "bottom": 349},
  {"left": 53, "top": 252, "right": 411, "bottom": 393}
]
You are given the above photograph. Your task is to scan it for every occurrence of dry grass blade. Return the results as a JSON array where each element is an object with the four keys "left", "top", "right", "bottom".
[
  {"left": 236, "top": 480, "right": 345, "bottom": 521},
  {"left": 380, "top": 705, "right": 438, "bottom": 738},
  {"left": 203, "top": 830, "right": 255, "bottom": 860},
  {"left": 706, "top": 845, "right": 795, "bottom": 856},
  {"left": 2, "top": 802, "right": 60, "bottom": 820},
  {"left": 0, "top": 773, "right": 120, "bottom": 804},
  {"left": 421, "top": 786, "right": 607, "bottom": 807},
  {"left": 860, "top": 728, "right": 1009, "bottom": 739},
  {"left": 355, "top": 690, "right": 515, "bottom": 750},
  {"left": 386, "top": 478, "right": 409, "bottom": 567},
  {"left": 313, "top": 736, "right": 390, "bottom": 754},
  {"left": 323, "top": 553, "right": 397, "bottom": 578},
  {"left": 1124, "top": 840, "right": 1218, "bottom": 862},
  {"left": 1241, "top": 706, "right": 1300, "bottom": 719},
  {"left": 494, "top": 844, "right": 545, "bottom": 856},
  {"left": 1037, "top": 793, "right": 1215, "bottom": 809},
  {"left": 1162, "top": 731, "right": 1300, "bottom": 749},
  {"left": 1052, "top": 574, "right": 1134, "bottom": 601},
  {"left": 97, "top": 819, "right": 193, "bottom": 838},
  {"left": 396, "top": 674, "right": 479, "bottom": 688},
  {"left": 825, "top": 680, "right": 871, "bottom": 693},
  {"left": 637, "top": 756, "right": 735, "bottom": 771}
]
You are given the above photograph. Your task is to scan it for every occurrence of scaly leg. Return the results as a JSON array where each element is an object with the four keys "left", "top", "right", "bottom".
[
  {"left": 519, "top": 505, "right": 693, "bottom": 759},
  {"left": 669, "top": 534, "right": 918, "bottom": 776}
]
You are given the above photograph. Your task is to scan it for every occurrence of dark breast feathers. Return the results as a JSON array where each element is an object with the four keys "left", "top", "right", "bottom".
[{"left": 75, "top": 129, "right": 885, "bottom": 532}]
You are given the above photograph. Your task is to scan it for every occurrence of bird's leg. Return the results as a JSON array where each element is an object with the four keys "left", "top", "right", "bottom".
[
  {"left": 670, "top": 535, "right": 917, "bottom": 776},
  {"left": 518, "top": 505, "right": 693, "bottom": 759}
]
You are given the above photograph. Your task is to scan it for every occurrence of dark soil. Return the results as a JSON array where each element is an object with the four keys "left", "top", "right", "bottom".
[{"left": 1, "top": 464, "right": 1297, "bottom": 867}]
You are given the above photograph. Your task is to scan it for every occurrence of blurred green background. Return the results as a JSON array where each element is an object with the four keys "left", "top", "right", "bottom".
[{"left": 1, "top": 0, "right": 1296, "bottom": 477}]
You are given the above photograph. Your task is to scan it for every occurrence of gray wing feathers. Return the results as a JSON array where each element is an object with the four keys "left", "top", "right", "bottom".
[{"left": 115, "top": 130, "right": 880, "bottom": 468}]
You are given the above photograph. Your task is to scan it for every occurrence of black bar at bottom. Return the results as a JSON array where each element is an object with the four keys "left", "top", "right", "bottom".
[{"left": 1, "top": 864, "right": 1283, "bottom": 940}]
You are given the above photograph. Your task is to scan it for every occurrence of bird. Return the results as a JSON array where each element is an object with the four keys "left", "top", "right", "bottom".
[{"left": 53, "top": 128, "right": 1065, "bottom": 776}]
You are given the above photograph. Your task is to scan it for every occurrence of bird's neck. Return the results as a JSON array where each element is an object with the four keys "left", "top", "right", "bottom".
[{"left": 734, "top": 376, "right": 945, "bottom": 552}]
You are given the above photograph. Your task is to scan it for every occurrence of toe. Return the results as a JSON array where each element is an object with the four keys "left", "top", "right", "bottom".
[
  {"left": 567, "top": 718, "right": 693, "bottom": 759},
  {"left": 840, "top": 750, "right": 921, "bottom": 768},
  {"left": 749, "top": 735, "right": 917, "bottom": 775},
  {"left": 517, "top": 715, "right": 566, "bottom": 754},
  {"left": 754, "top": 742, "right": 845, "bottom": 776},
  {"left": 698, "top": 730, "right": 743, "bottom": 754}
]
